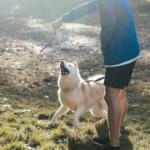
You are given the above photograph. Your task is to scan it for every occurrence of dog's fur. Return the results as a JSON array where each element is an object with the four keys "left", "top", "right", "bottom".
[{"left": 48, "top": 61, "right": 107, "bottom": 128}]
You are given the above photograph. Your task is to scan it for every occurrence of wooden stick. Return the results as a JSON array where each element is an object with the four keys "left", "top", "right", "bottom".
[{"left": 40, "top": 31, "right": 56, "bottom": 52}]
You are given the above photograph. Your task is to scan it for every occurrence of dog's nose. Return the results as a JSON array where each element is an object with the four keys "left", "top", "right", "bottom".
[
  {"left": 60, "top": 61, "right": 64, "bottom": 65},
  {"left": 60, "top": 61, "right": 64, "bottom": 67}
]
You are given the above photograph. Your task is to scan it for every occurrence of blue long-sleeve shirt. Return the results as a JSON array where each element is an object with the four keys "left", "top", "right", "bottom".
[
  {"left": 63, "top": 0, "right": 98, "bottom": 23},
  {"left": 62, "top": 0, "right": 140, "bottom": 66}
]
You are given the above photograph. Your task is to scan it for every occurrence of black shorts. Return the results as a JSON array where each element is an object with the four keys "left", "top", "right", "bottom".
[{"left": 104, "top": 61, "right": 136, "bottom": 89}]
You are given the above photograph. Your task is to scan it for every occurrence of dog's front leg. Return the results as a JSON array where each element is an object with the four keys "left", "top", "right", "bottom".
[
  {"left": 48, "top": 105, "right": 69, "bottom": 126},
  {"left": 73, "top": 105, "right": 85, "bottom": 128}
]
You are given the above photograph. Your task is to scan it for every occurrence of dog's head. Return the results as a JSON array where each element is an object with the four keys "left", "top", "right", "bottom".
[
  {"left": 58, "top": 61, "right": 81, "bottom": 88},
  {"left": 60, "top": 61, "right": 79, "bottom": 77}
]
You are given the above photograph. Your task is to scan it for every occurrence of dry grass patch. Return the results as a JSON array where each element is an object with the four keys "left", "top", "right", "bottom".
[{"left": 0, "top": 0, "right": 150, "bottom": 149}]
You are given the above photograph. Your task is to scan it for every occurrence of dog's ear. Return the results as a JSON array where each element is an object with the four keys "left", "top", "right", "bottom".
[{"left": 74, "top": 61, "right": 78, "bottom": 67}]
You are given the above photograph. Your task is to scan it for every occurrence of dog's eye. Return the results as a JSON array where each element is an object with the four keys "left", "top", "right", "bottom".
[{"left": 68, "top": 65, "right": 72, "bottom": 67}]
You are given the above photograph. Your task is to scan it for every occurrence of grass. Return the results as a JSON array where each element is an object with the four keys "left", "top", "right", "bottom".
[
  {"left": 0, "top": 79, "right": 150, "bottom": 150},
  {"left": 0, "top": 0, "right": 150, "bottom": 150}
]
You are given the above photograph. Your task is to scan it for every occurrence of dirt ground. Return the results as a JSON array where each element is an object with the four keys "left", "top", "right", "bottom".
[
  {"left": 0, "top": 0, "right": 150, "bottom": 104},
  {"left": 0, "top": 0, "right": 150, "bottom": 150}
]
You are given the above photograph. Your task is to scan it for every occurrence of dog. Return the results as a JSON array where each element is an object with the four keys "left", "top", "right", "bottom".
[{"left": 48, "top": 61, "right": 107, "bottom": 128}]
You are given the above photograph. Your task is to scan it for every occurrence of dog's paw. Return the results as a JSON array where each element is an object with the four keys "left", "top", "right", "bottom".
[
  {"left": 73, "top": 121, "right": 80, "bottom": 129},
  {"left": 99, "top": 119, "right": 105, "bottom": 124},
  {"left": 45, "top": 123, "right": 58, "bottom": 129},
  {"left": 98, "top": 118, "right": 107, "bottom": 124},
  {"left": 73, "top": 124, "right": 79, "bottom": 129},
  {"left": 48, "top": 121, "right": 54, "bottom": 126}
]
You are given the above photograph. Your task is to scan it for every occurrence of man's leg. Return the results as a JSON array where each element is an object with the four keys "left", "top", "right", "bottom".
[
  {"left": 105, "top": 86, "right": 121, "bottom": 147},
  {"left": 118, "top": 87, "right": 127, "bottom": 132}
]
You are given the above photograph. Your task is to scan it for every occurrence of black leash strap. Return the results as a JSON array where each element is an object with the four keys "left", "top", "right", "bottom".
[
  {"left": 85, "top": 76, "right": 105, "bottom": 83},
  {"left": 40, "top": 31, "right": 56, "bottom": 52}
]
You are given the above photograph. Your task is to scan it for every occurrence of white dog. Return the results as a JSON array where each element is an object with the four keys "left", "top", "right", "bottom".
[{"left": 48, "top": 61, "right": 107, "bottom": 128}]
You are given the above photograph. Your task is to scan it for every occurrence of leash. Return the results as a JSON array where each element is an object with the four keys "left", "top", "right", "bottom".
[
  {"left": 85, "top": 76, "right": 105, "bottom": 83},
  {"left": 40, "top": 30, "right": 56, "bottom": 52}
]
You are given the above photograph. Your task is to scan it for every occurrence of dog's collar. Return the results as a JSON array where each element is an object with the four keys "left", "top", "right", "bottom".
[{"left": 61, "top": 84, "right": 79, "bottom": 93}]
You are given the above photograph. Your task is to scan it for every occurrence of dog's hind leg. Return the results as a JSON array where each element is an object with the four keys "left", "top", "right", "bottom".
[
  {"left": 73, "top": 105, "right": 85, "bottom": 128},
  {"left": 99, "top": 109, "right": 107, "bottom": 124},
  {"left": 48, "top": 105, "right": 69, "bottom": 126},
  {"left": 90, "top": 104, "right": 107, "bottom": 123}
]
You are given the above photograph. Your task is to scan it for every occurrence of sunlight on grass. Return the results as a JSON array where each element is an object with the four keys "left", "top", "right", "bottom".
[
  {"left": 138, "top": 13, "right": 148, "bottom": 16},
  {"left": 0, "top": 0, "right": 150, "bottom": 149},
  {"left": 1, "top": 141, "right": 24, "bottom": 150}
]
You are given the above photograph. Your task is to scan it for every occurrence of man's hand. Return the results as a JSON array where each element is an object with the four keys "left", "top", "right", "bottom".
[{"left": 52, "top": 17, "right": 64, "bottom": 33}]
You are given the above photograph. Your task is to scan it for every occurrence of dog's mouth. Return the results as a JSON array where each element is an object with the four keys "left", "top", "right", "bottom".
[{"left": 60, "top": 61, "right": 70, "bottom": 76}]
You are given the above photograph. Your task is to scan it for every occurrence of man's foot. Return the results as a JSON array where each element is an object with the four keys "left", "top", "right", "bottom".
[
  {"left": 92, "top": 136, "right": 109, "bottom": 146},
  {"left": 102, "top": 145, "right": 121, "bottom": 150}
]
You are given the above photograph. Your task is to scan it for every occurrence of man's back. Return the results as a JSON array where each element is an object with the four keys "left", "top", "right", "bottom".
[{"left": 98, "top": 0, "right": 140, "bottom": 66}]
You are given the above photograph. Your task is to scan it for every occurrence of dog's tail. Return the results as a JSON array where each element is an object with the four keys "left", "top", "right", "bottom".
[{"left": 86, "top": 74, "right": 105, "bottom": 84}]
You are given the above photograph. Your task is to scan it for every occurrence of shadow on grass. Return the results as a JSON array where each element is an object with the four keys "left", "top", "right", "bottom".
[
  {"left": 96, "top": 121, "right": 133, "bottom": 150},
  {"left": 67, "top": 121, "right": 133, "bottom": 150}
]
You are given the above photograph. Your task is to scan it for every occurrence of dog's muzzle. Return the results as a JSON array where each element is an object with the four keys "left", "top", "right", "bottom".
[{"left": 60, "top": 61, "right": 69, "bottom": 75}]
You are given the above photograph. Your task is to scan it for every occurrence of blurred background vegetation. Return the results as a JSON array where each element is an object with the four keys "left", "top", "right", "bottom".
[
  {"left": 0, "top": 0, "right": 150, "bottom": 25},
  {"left": 0, "top": 1, "right": 150, "bottom": 150}
]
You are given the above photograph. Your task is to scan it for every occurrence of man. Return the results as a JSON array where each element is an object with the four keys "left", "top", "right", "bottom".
[{"left": 51, "top": 0, "right": 140, "bottom": 149}]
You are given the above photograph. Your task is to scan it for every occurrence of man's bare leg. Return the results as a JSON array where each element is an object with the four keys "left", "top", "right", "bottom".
[
  {"left": 118, "top": 87, "right": 127, "bottom": 132},
  {"left": 105, "top": 86, "right": 121, "bottom": 147}
]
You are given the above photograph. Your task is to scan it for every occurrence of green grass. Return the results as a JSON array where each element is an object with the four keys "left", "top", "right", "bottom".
[
  {"left": 0, "top": 0, "right": 150, "bottom": 149},
  {"left": 0, "top": 81, "right": 150, "bottom": 149}
]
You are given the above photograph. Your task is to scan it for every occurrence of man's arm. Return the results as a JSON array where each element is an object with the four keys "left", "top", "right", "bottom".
[{"left": 62, "top": 0, "right": 98, "bottom": 23}]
